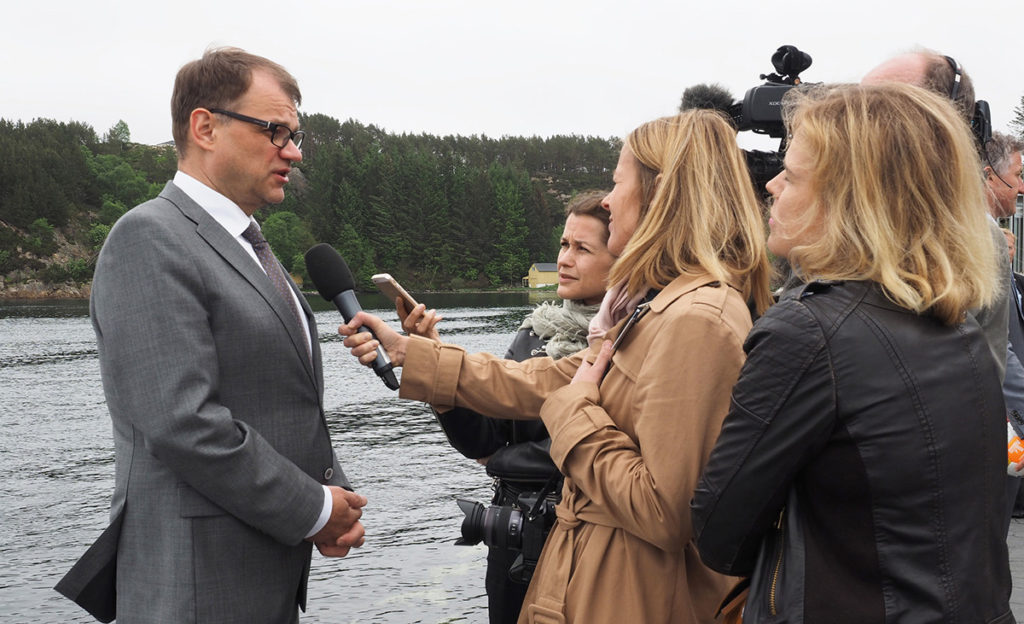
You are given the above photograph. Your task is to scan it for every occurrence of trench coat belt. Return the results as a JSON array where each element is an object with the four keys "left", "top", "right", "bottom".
[{"left": 524, "top": 503, "right": 612, "bottom": 623}]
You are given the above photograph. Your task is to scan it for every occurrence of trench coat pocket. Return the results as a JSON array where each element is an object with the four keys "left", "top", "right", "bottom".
[
  {"left": 54, "top": 507, "right": 124, "bottom": 623},
  {"left": 178, "top": 483, "right": 227, "bottom": 517},
  {"left": 524, "top": 602, "right": 566, "bottom": 624}
]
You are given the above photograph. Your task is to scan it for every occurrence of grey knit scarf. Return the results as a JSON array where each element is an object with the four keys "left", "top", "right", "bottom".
[{"left": 519, "top": 299, "right": 600, "bottom": 360}]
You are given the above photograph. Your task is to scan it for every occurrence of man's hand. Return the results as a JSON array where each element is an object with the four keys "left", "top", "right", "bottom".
[
  {"left": 339, "top": 311, "right": 409, "bottom": 368},
  {"left": 1009, "top": 460, "right": 1024, "bottom": 478},
  {"left": 309, "top": 486, "right": 367, "bottom": 558}
]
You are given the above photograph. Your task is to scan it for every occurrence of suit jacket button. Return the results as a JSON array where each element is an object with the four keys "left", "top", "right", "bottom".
[{"left": 323, "top": 467, "right": 334, "bottom": 481}]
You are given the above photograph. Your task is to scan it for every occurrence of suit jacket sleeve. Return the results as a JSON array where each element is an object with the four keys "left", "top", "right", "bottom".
[
  {"left": 91, "top": 205, "right": 327, "bottom": 545},
  {"left": 1004, "top": 274, "right": 1024, "bottom": 424}
]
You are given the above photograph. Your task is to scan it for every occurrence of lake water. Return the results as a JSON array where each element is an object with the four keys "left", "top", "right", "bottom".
[{"left": 0, "top": 291, "right": 555, "bottom": 623}]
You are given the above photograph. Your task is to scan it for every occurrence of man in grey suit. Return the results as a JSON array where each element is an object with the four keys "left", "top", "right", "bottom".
[
  {"left": 983, "top": 132, "right": 1024, "bottom": 533},
  {"left": 56, "top": 47, "right": 367, "bottom": 623}
]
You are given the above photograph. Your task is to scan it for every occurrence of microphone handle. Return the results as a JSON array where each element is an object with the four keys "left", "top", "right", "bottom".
[
  {"left": 332, "top": 290, "right": 400, "bottom": 390},
  {"left": 357, "top": 325, "right": 400, "bottom": 390}
]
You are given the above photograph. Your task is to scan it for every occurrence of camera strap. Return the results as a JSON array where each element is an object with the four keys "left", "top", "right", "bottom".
[{"left": 526, "top": 472, "right": 562, "bottom": 522}]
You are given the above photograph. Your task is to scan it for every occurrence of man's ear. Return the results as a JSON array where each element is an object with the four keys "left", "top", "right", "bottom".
[{"left": 189, "top": 108, "right": 217, "bottom": 152}]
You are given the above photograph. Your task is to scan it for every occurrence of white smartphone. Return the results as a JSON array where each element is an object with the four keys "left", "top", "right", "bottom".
[{"left": 371, "top": 273, "right": 419, "bottom": 312}]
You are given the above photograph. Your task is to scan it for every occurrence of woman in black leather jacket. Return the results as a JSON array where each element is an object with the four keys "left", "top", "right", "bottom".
[
  {"left": 401, "top": 191, "right": 614, "bottom": 624},
  {"left": 691, "top": 84, "right": 1015, "bottom": 623}
]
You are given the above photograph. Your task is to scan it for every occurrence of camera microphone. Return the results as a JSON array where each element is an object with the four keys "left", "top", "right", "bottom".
[
  {"left": 679, "top": 83, "right": 736, "bottom": 114},
  {"left": 304, "top": 243, "right": 399, "bottom": 390}
]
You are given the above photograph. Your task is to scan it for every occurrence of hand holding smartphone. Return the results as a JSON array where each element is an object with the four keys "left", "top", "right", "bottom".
[
  {"left": 372, "top": 274, "right": 442, "bottom": 341},
  {"left": 371, "top": 273, "right": 418, "bottom": 313}
]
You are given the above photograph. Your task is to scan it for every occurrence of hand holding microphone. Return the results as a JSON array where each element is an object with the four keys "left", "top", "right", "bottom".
[
  {"left": 338, "top": 311, "right": 409, "bottom": 370},
  {"left": 304, "top": 244, "right": 402, "bottom": 389}
]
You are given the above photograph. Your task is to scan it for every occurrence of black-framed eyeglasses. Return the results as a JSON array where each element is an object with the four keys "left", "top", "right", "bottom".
[{"left": 209, "top": 108, "right": 304, "bottom": 149}]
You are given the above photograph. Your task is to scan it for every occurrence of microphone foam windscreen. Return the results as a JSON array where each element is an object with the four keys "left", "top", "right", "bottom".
[{"left": 304, "top": 243, "right": 356, "bottom": 300}]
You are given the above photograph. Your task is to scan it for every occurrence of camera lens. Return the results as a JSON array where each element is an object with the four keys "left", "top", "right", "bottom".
[
  {"left": 483, "top": 505, "right": 522, "bottom": 551},
  {"left": 454, "top": 499, "right": 524, "bottom": 550},
  {"left": 455, "top": 499, "right": 487, "bottom": 545}
]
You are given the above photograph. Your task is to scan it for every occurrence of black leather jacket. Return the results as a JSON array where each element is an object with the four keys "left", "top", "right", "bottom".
[
  {"left": 692, "top": 280, "right": 1014, "bottom": 624},
  {"left": 435, "top": 326, "right": 559, "bottom": 502}
]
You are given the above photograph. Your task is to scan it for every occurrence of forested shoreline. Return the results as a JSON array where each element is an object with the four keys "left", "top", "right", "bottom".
[{"left": 0, "top": 114, "right": 620, "bottom": 298}]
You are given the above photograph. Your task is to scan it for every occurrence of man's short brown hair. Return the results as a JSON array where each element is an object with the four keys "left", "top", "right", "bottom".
[{"left": 171, "top": 47, "right": 301, "bottom": 156}]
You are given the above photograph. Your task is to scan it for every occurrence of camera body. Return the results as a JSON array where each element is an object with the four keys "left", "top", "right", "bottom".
[
  {"left": 455, "top": 490, "right": 558, "bottom": 584},
  {"left": 730, "top": 45, "right": 814, "bottom": 193},
  {"left": 730, "top": 44, "right": 814, "bottom": 139}
]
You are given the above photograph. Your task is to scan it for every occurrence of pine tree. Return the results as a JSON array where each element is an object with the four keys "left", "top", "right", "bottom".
[{"left": 1011, "top": 94, "right": 1024, "bottom": 140}]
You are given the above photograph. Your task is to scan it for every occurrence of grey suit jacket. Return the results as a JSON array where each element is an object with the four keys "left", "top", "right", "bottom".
[
  {"left": 1005, "top": 272, "right": 1024, "bottom": 423},
  {"left": 975, "top": 219, "right": 1012, "bottom": 380},
  {"left": 57, "top": 181, "right": 349, "bottom": 623}
]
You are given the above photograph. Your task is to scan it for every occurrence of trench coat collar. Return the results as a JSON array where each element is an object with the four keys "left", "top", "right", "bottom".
[{"left": 646, "top": 271, "right": 740, "bottom": 314}]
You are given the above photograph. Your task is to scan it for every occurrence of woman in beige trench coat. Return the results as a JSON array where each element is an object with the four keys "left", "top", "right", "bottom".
[{"left": 341, "top": 110, "right": 774, "bottom": 623}]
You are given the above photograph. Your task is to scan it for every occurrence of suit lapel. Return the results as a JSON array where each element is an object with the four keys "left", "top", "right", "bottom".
[
  {"left": 1013, "top": 272, "right": 1024, "bottom": 324},
  {"left": 159, "top": 183, "right": 319, "bottom": 388}
]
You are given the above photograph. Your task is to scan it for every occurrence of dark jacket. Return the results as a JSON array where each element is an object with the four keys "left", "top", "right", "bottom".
[
  {"left": 435, "top": 326, "right": 558, "bottom": 494},
  {"left": 691, "top": 280, "right": 1014, "bottom": 624}
]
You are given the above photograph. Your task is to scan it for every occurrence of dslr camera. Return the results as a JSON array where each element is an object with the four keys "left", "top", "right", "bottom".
[{"left": 455, "top": 490, "right": 558, "bottom": 584}]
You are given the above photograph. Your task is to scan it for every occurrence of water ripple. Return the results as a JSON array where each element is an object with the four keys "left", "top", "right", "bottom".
[{"left": 1, "top": 295, "right": 534, "bottom": 623}]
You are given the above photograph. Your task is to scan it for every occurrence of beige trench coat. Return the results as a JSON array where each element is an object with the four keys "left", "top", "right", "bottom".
[{"left": 400, "top": 272, "right": 750, "bottom": 623}]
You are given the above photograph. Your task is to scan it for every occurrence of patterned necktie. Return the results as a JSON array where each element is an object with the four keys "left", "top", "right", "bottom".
[{"left": 241, "top": 221, "right": 311, "bottom": 362}]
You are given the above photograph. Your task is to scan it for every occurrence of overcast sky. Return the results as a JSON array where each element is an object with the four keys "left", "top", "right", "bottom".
[{"left": 8, "top": 0, "right": 1022, "bottom": 153}]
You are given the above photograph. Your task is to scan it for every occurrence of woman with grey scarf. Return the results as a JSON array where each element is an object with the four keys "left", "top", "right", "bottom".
[{"left": 399, "top": 191, "right": 613, "bottom": 624}]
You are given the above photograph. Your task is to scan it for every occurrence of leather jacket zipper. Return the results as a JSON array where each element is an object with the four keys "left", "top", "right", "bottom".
[{"left": 769, "top": 507, "right": 785, "bottom": 617}]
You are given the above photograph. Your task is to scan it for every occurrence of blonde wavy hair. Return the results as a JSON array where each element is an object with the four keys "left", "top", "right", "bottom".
[
  {"left": 608, "top": 110, "right": 774, "bottom": 313},
  {"left": 783, "top": 83, "right": 996, "bottom": 324}
]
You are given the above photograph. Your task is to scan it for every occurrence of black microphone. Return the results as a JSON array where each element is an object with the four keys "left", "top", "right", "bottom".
[{"left": 304, "top": 243, "right": 399, "bottom": 390}]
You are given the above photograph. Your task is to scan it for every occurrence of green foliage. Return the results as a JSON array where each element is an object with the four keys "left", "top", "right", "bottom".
[
  {"left": 0, "top": 112, "right": 618, "bottom": 290},
  {"left": 287, "top": 117, "right": 615, "bottom": 289},
  {"left": 485, "top": 163, "right": 530, "bottom": 286},
  {"left": 262, "top": 211, "right": 316, "bottom": 272},
  {"left": 87, "top": 153, "right": 154, "bottom": 208},
  {"left": 89, "top": 223, "right": 111, "bottom": 249},
  {"left": 0, "top": 227, "right": 25, "bottom": 272},
  {"left": 334, "top": 223, "right": 376, "bottom": 289},
  {"left": 27, "top": 218, "right": 57, "bottom": 255},
  {"left": 290, "top": 253, "right": 309, "bottom": 283},
  {"left": 98, "top": 199, "right": 127, "bottom": 225},
  {"left": 104, "top": 120, "right": 131, "bottom": 146},
  {"left": 0, "top": 118, "right": 99, "bottom": 228},
  {"left": 41, "top": 258, "right": 93, "bottom": 283}
]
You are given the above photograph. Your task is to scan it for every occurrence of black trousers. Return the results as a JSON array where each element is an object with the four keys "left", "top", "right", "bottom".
[{"left": 485, "top": 546, "right": 530, "bottom": 624}]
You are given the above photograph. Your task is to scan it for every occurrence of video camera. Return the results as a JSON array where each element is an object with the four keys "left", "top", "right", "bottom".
[
  {"left": 730, "top": 44, "right": 815, "bottom": 192},
  {"left": 730, "top": 44, "right": 813, "bottom": 139},
  {"left": 724, "top": 46, "right": 994, "bottom": 191}
]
